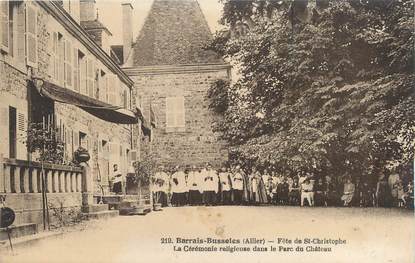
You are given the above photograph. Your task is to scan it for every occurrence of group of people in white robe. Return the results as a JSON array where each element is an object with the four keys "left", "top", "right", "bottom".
[
  {"left": 150, "top": 163, "right": 414, "bottom": 209},
  {"left": 151, "top": 163, "right": 267, "bottom": 207}
]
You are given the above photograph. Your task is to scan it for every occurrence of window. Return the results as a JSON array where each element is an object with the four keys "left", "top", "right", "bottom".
[
  {"left": 166, "top": 96, "right": 185, "bottom": 128},
  {"left": 1, "top": 1, "right": 26, "bottom": 65}
]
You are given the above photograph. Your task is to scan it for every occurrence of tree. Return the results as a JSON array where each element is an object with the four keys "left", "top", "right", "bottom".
[{"left": 207, "top": 0, "right": 414, "bottom": 180}]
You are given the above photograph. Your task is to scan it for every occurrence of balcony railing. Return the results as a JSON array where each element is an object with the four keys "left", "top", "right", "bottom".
[{"left": 0, "top": 158, "right": 83, "bottom": 194}]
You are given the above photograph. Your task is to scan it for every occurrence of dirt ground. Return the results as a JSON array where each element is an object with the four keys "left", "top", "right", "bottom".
[{"left": 1, "top": 206, "right": 414, "bottom": 263}]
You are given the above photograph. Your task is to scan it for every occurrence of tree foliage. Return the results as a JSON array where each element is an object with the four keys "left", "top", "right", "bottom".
[
  {"left": 26, "top": 123, "right": 65, "bottom": 164},
  {"left": 208, "top": 0, "right": 414, "bottom": 179}
]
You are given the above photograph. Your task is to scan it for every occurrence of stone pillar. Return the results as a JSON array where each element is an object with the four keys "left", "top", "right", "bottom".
[
  {"left": 0, "top": 155, "right": 4, "bottom": 192},
  {"left": 53, "top": 170, "right": 59, "bottom": 193},
  {"left": 23, "top": 167, "right": 30, "bottom": 193},
  {"left": 71, "top": 173, "right": 76, "bottom": 192},
  {"left": 14, "top": 167, "right": 21, "bottom": 193},
  {"left": 76, "top": 173, "right": 82, "bottom": 192},
  {"left": 59, "top": 171, "right": 65, "bottom": 192},
  {"left": 4, "top": 165, "right": 11, "bottom": 193},
  {"left": 46, "top": 170, "right": 53, "bottom": 193},
  {"left": 81, "top": 163, "right": 93, "bottom": 207},
  {"left": 65, "top": 172, "right": 71, "bottom": 192},
  {"left": 32, "top": 168, "right": 39, "bottom": 193}
]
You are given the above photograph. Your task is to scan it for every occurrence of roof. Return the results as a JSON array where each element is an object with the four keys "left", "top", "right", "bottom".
[
  {"left": 80, "top": 19, "right": 112, "bottom": 35},
  {"left": 132, "top": 0, "right": 223, "bottom": 66},
  {"left": 111, "top": 45, "right": 124, "bottom": 64}
]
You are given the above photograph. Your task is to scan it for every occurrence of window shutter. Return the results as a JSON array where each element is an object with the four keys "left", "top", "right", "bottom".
[
  {"left": 53, "top": 32, "right": 58, "bottom": 81},
  {"left": 98, "top": 139, "right": 102, "bottom": 154},
  {"left": 0, "top": 107, "right": 9, "bottom": 156},
  {"left": 123, "top": 89, "right": 128, "bottom": 108},
  {"left": 48, "top": 32, "right": 54, "bottom": 77},
  {"left": 16, "top": 110, "right": 27, "bottom": 160},
  {"left": 25, "top": 2, "right": 37, "bottom": 67},
  {"left": 80, "top": 55, "right": 87, "bottom": 95},
  {"left": 176, "top": 97, "right": 185, "bottom": 127},
  {"left": 166, "top": 97, "right": 185, "bottom": 128},
  {"left": 65, "top": 40, "right": 73, "bottom": 89},
  {"left": 59, "top": 37, "right": 65, "bottom": 85},
  {"left": 0, "top": 1, "right": 9, "bottom": 52},
  {"left": 16, "top": 3, "right": 25, "bottom": 64},
  {"left": 166, "top": 97, "right": 175, "bottom": 128},
  {"left": 87, "top": 58, "right": 94, "bottom": 97},
  {"left": 73, "top": 131, "right": 79, "bottom": 148},
  {"left": 130, "top": 150, "right": 138, "bottom": 163},
  {"left": 98, "top": 71, "right": 106, "bottom": 102},
  {"left": 73, "top": 47, "right": 79, "bottom": 92},
  {"left": 108, "top": 75, "right": 117, "bottom": 105},
  {"left": 109, "top": 142, "right": 120, "bottom": 168}
]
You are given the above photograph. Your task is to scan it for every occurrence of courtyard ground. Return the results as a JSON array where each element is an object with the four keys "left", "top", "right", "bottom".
[{"left": 1, "top": 206, "right": 413, "bottom": 263}]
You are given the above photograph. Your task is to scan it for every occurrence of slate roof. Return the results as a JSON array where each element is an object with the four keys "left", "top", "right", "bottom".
[{"left": 132, "top": 0, "right": 223, "bottom": 66}]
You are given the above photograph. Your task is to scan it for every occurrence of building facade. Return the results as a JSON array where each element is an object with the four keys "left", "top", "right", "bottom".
[
  {"left": 0, "top": 0, "right": 138, "bottom": 225},
  {"left": 122, "top": 0, "right": 231, "bottom": 168}
]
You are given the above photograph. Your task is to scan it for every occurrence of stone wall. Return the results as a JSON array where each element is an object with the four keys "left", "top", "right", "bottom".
[
  {"left": 5, "top": 192, "right": 82, "bottom": 226},
  {"left": 35, "top": 4, "right": 134, "bottom": 195},
  {"left": 1, "top": 2, "right": 136, "bottom": 197},
  {"left": 129, "top": 66, "right": 229, "bottom": 168}
]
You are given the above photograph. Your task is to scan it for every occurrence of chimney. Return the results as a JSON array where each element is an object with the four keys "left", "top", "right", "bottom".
[
  {"left": 80, "top": 0, "right": 96, "bottom": 22},
  {"left": 122, "top": 1, "right": 133, "bottom": 64}
]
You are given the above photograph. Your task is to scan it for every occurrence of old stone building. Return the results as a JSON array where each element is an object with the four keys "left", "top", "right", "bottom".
[
  {"left": 0, "top": 0, "right": 139, "bottom": 226},
  {"left": 122, "top": 0, "right": 231, "bottom": 168}
]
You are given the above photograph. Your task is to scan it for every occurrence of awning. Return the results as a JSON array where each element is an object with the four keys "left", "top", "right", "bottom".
[{"left": 32, "top": 78, "right": 139, "bottom": 125}]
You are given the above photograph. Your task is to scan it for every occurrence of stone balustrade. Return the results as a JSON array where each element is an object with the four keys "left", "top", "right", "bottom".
[
  {"left": 0, "top": 157, "right": 91, "bottom": 226},
  {"left": 0, "top": 158, "right": 83, "bottom": 195}
]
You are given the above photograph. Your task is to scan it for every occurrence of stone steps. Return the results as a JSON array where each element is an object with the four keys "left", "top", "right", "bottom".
[
  {"left": 82, "top": 204, "right": 110, "bottom": 213},
  {"left": 119, "top": 200, "right": 151, "bottom": 216},
  {"left": 82, "top": 210, "right": 119, "bottom": 220},
  {"left": 0, "top": 223, "right": 38, "bottom": 241}
]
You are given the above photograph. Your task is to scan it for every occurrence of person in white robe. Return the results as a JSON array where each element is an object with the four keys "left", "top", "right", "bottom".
[
  {"left": 219, "top": 167, "right": 232, "bottom": 205},
  {"left": 203, "top": 164, "right": 219, "bottom": 206},
  {"left": 152, "top": 166, "right": 169, "bottom": 207},
  {"left": 231, "top": 166, "right": 244, "bottom": 205},
  {"left": 171, "top": 166, "right": 188, "bottom": 206},
  {"left": 187, "top": 165, "right": 202, "bottom": 205}
]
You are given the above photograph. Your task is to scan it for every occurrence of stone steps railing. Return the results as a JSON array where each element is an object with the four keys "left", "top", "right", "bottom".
[{"left": 0, "top": 158, "right": 83, "bottom": 194}]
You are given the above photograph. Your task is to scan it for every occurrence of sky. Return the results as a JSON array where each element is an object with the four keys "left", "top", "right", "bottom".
[{"left": 95, "top": 0, "right": 224, "bottom": 46}]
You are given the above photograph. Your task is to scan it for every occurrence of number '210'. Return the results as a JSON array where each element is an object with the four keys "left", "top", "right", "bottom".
[{"left": 161, "top": 237, "right": 173, "bottom": 244}]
